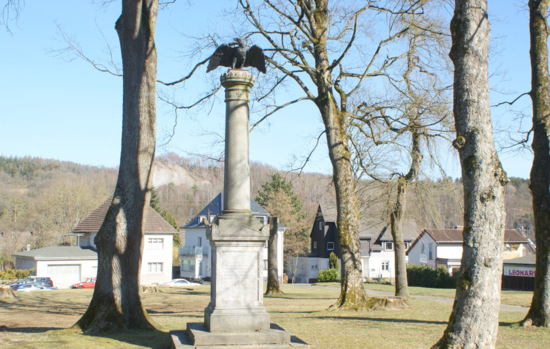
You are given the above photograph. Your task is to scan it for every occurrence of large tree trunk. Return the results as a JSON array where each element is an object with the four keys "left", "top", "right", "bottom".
[
  {"left": 390, "top": 180, "right": 409, "bottom": 298},
  {"left": 521, "top": 0, "right": 550, "bottom": 328},
  {"left": 265, "top": 217, "right": 282, "bottom": 295},
  {"left": 433, "top": 0, "right": 507, "bottom": 347},
  {"left": 322, "top": 99, "right": 367, "bottom": 308},
  {"left": 390, "top": 128, "right": 422, "bottom": 299},
  {"left": 312, "top": 0, "right": 368, "bottom": 309},
  {"left": 75, "top": 0, "right": 158, "bottom": 333}
]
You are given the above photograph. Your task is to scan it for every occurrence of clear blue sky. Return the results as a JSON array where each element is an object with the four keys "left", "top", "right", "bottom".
[{"left": 0, "top": 1, "right": 534, "bottom": 179}]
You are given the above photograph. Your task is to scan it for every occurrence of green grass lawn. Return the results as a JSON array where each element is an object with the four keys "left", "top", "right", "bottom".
[
  {"left": 361, "top": 282, "right": 534, "bottom": 307},
  {"left": 0, "top": 284, "right": 548, "bottom": 348}
]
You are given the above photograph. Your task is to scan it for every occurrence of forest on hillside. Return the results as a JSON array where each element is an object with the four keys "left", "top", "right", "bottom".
[{"left": 0, "top": 154, "right": 534, "bottom": 265}]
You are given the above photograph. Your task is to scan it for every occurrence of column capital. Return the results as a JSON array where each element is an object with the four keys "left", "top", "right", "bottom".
[{"left": 221, "top": 70, "right": 255, "bottom": 94}]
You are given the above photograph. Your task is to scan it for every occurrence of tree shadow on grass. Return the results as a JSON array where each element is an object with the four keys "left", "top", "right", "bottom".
[
  {"left": 0, "top": 326, "right": 61, "bottom": 333},
  {"left": 265, "top": 296, "right": 336, "bottom": 301},
  {"left": 85, "top": 328, "right": 172, "bottom": 349},
  {"left": 312, "top": 315, "right": 447, "bottom": 326}
]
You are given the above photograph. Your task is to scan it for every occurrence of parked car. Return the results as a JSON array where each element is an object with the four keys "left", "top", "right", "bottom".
[
  {"left": 12, "top": 282, "right": 56, "bottom": 292},
  {"left": 10, "top": 276, "right": 54, "bottom": 289},
  {"left": 161, "top": 278, "right": 201, "bottom": 287},
  {"left": 71, "top": 277, "right": 96, "bottom": 289}
]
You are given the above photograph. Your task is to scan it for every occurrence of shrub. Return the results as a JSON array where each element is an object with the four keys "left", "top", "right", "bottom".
[
  {"left": 406, "top": 265, "right": 456, "bottom": 288},
  {"left": 0, "top": 268, "right": 34, "bottom": 280},
  {"left": 329, "top": 252, "right": 339, "bottom": 270},
  {"left": 317, "top": 268, "right": 340, "bottom": 282}
]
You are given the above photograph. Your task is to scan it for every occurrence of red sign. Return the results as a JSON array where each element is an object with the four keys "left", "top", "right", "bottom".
[{"left": 505, "top": 266, "right": 535, "bottom": 277}]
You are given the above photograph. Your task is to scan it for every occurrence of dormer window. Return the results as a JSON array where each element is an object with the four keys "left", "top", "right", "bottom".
[{"left": 327, "top": 242, "right": 335, "bottom": 251}]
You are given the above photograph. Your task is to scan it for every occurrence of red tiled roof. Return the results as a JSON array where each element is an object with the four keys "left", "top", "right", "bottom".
[
  {"left": 406, "top": 228, "right": 530, "bottom": 255},
  {"left": 73, "top": 197, "right": 177, "bottom": 235},
  {"left": 423, "top": 228, "right": 529, "bottom": 244}
]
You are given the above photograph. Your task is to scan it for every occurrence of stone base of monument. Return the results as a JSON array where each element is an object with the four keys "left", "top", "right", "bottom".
[{"left": 170, "top": 323, "right": 310, "bottom": 348}]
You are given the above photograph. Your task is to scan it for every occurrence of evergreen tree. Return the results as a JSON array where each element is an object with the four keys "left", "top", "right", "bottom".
[{"left": 255, "top": 174, "right": 309, "bottom": 272}]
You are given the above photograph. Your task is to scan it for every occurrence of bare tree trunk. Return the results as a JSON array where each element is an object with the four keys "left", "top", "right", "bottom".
[
  {"left": 310, "top": 0, "right": 368, "bottom": 309},
  {"left": 318, "top": 95, "right": 368, "bottom": 307},
  {"left": 433, "top": 0, "right": 507, "bottom": 347},
  {"left": 391, "top": 125, "right": 422, "bottom": 299},
  {"left": 75, "top": 0, "right": 158, "bottom": 333},
  {"left": 265, "top": 217, "right": 282, "bottom": 295},
  {"left": 521, "top": 0, "right": 550, "bottom": 328},
  {"left": 390, "top": 180, "right": 409, "bottom": 298}
]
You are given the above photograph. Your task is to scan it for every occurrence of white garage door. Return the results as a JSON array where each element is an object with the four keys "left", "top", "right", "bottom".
[{"left": 47, "top": 264, "right": 81, "bottom": 289}]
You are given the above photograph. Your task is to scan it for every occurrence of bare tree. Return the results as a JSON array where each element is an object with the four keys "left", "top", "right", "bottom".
[
  {"left": 239, "top": 0, "right": 431, "bottom": 309},
  {"left": 75, "top": 0, "right": 159, "bottom": 333},
  {"left": 433, "top": 0, "right": 508, "bottom": 347},
  {"left": 1, "top": 0, "right": 24, "bottom": 33},
  {"left": 521, "top": 0, "right": 550, "bottom": 328},
  {"left": 350, "top": 7, "right": 452, "bottom": 298}
]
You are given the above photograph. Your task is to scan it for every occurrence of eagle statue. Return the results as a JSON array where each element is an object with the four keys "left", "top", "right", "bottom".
[{"left": 207, "top": 38, "right": 266, "bottom": 74}]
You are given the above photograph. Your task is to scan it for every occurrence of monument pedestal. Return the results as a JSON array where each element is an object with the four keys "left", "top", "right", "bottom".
[
  {"left": 171, "top": 212, "right": 308, "bottom": 348},
  {"left": 204, "top": 213, "right": 271, "bottom": 333}
]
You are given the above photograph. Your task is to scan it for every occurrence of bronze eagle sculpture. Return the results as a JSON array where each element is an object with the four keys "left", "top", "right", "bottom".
[{"left": 206, "top": 39, "right": 266, "bottom": 74}]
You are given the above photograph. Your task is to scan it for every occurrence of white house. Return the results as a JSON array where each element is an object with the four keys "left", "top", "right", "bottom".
[
  {"left": 14, "top": 198, "right": 176, "bottom": 288},
  {"left": 407, "top": 228, "right": 533, "bottom": 275},
  {"left": 180, "top": 192, "right": 285, "bottom": 283},
  {"left": 13, "top": 246, "right": 98, "bottom": 289},
  {"left": 288, "top": 205, "right": 420, "bottom": 282},
  {"left": 359, "top": 220, "right": 419, "bottom": 281}
]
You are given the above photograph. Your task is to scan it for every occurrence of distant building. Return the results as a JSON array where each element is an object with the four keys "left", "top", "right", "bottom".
[
  {"left": 180, "top": 192, "right": 285, "bottom": 283},
  {"left": 14, "top": 198, "right": 176, "bottom": 288},
  {"left": 288, "top": 205, "right": 420, "bottom": 283},
  {"left": 407, "top": 228, "right": 533, "bottom": 275},
  {"left": 502, "top": 255, "right": 535, "bottom": 291}
]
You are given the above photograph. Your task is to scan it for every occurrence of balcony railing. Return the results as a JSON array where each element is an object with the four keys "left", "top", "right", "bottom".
[{"left": 179, "top": 246, "right": 204, "bottom": 257}]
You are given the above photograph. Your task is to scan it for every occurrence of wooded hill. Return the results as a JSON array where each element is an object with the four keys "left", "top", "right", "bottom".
[{"left": 0, "top": 154, "right": 534, "bottom": 255}]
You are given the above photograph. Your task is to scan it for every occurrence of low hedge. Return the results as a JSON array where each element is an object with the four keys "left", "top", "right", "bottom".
[
  {"left": 406, "top": 265, "right": 457, "bottom": 288},
  {"left": 0, "top": 268, "right": 34, "bottom": 280}
]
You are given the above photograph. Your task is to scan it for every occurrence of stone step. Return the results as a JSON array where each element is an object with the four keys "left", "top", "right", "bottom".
[{"left": 170, "top": 323, "right": 310, "bottom": 349}]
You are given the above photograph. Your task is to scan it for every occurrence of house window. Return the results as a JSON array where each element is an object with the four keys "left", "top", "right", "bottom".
[
  {"left": 421, "top": 243, "right": 425, "bottom": 253},
  {"left": 385, "top": 242, "right": 393, "bottom": 251},
  {"left": 327, "top": 242, "right": 335, "bottom": 251},
  {"left": 429, "top": 243, "right": 434, "bottom": 260},
  {"left": 319, "top": 222, "right": 323, "bottom": 230},
  {"left": 182, "top": 260, "right": 195, "bottom": 272},
  {"left": 381, "top": 261, "right": 390, "bottom": 271},
  {"left": 313, "top": 241, "right": 317, "bottom": 249},
  {"left": 198, "top": 237, "right": 202, "bottom": 247},
  {"left": 148, "top": 237, "right": 164, "bottom": 249},
  {"left": 148, "top": 262, "right": 163, "bottom": 273}
]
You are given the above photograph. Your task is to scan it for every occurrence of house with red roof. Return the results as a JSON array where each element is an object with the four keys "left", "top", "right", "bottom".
[
  {"left": 14, "top": 197, "right": 177, "bottom": 288},
  {"left": 406, "top": 228, "right": 533, "bottom": 275}
]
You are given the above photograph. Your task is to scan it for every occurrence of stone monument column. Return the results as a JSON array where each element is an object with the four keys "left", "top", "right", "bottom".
[
  {"left": 221, "top": 71, "right": 253, "bottom": 214},
  {"left": 204, "top": 70, "right": 271, "bottom": 333},
  {"left": 171, "top": 69, "right": 308, "bottom": 348}
]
